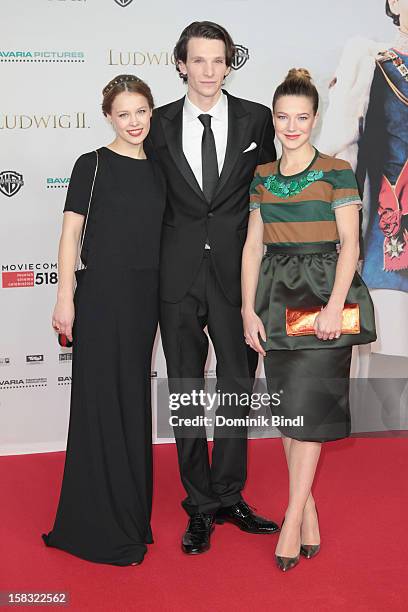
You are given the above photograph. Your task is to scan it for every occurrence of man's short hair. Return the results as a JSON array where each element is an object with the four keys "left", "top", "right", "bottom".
[{"left": 174, "top": 21, "right": 235, "bottom": 83}]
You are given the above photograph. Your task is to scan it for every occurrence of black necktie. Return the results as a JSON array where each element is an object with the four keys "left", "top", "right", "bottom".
[{"left": 198, "top": 114, "right": 219, "bottom": 203}]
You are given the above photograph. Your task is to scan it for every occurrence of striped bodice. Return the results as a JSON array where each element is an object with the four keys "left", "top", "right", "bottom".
[{"left": 249, "top": 149, "right": 362, "bottom": 246}]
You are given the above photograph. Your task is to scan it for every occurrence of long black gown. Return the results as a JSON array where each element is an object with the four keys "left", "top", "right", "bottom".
[{"left": 42, "top": 146, "right": 165, "bottom": 565}]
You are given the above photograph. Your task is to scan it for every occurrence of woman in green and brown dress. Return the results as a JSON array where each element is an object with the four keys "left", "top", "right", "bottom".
[{"left": 241, "top": 68, "right": 376, "bottom": 572}]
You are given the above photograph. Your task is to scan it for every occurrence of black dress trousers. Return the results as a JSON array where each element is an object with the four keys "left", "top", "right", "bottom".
[{"left": 160, "top": 251, "right": 259, "bottom": 516}]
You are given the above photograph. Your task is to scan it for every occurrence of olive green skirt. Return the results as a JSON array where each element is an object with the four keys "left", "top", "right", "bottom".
[
  {"left": 264, "top": 346, "right": 352, "bottom": 441},
  {"left": 255, "top": 243, "right": 376, "bottom": 352},
  {"left": 256, "top": 243, "right": 376, "bottom": 442}
]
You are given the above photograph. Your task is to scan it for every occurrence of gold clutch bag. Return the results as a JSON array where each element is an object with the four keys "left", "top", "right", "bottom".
[{"left": 286, "top": 303, "right": 360, "bottom": 336}]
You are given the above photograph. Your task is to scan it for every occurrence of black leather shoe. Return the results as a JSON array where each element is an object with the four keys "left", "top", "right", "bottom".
[
  {"left": 215, "top": 500, "right": 280, "bottom": 534},
  {"left": 182, "top": 513, "right": 215, "bottom": 555}
]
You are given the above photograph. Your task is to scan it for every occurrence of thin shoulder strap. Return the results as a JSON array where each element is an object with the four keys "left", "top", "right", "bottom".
[{"left": 78, "top": 149, "right": 98, "bottom": 270}]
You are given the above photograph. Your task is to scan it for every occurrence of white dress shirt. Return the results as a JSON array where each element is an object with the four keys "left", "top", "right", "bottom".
[{"left": 182, "top": 92, "right": 228, "bottom": 190}]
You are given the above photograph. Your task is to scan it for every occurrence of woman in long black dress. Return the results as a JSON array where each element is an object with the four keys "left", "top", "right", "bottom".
[{"left": 42, "top": 75, "right": 165, "bottom": 566}]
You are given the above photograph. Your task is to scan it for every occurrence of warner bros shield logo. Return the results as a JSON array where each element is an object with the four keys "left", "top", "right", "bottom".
[
  {"left": 0, "top": 171, "right": 24, "bottom": 197},
  {"left": 232, "top": 45, "right": 250, "bottom": 70},
  {"left": 114, "top": 0, "right": 134, "bottom": 6}
]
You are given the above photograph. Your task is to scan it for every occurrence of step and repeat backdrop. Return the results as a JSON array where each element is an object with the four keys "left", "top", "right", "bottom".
[{"left": 1, "top": 0, "right": 407, "bottom": 454}]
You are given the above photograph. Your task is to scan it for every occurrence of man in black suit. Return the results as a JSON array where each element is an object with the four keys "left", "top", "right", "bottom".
[{"left": 149, "top": 21, "right": 279, "bottom": 554}]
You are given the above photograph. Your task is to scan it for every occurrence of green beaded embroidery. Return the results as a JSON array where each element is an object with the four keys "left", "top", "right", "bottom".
[{"left": 264, "top": 169, "right": 324, "bottom": 199}]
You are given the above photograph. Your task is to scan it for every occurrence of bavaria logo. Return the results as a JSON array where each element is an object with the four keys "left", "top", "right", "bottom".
[
  {"left": 47, "top": 177, "right": 70, "bottom": 189},
  {"left": 0, "top": 171, "right": 24, "bottom": 197},
  {"left": 232, "top": 45, "right": 249, "bottom": 70},
  {"left": 114, "top": 0, "right": 134, "bottom": 6},
  {"left": 0, "top": 50, "right": 85, "bottom": 63},
  {"left": 0, "top": 379, "right": 24, "bottom": 388}
]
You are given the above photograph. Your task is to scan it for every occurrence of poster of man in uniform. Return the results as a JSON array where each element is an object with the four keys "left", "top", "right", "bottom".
[{"left": 318, "top": 0, "right": 408, "bottom": 360}]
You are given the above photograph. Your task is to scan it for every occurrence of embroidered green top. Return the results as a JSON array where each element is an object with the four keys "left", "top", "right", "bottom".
[{"left": 249, "top": 149, "right": 362, "bottom": 245}]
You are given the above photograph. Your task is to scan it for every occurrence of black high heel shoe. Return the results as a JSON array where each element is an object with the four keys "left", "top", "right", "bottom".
[
  {"left": 275, "top": 552, "right": 300, "bottom": 572},
  {"left": 275, "top": 518, "right": 300, "bottom": 572},
  {"left": 300, "top": 543, "right": 320, "bottom": 559},
  {"left": 300, "top": 504, "right": 320, "bottom": 559}
]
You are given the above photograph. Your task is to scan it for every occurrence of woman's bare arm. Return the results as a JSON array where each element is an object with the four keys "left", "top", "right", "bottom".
[
  {"left": 241, "top": 209, "right": 267, "bottom": 355},
  {"left": 314, "top": 204, "right": 360, "bottom": 340},
  {"left": 52, "top": 212, "right": 84, "bottom": 341}
]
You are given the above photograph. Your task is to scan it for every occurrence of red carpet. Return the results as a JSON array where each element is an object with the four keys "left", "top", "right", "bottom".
[{"left": 1, "top": 438, "right": 407, "bottom": 611}]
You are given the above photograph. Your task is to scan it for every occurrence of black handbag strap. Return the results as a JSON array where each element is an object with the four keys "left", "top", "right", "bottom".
[{"left": 78, "top": 149, "right": 98, "bottom": 270}]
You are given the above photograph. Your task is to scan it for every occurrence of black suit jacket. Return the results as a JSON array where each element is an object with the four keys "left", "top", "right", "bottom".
[{"left": 148, "top": 90, "right": 276, "bottom": 306}]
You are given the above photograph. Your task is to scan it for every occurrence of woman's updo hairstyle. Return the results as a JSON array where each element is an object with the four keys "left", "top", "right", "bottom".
[
  {"left": 102, "top": 74, "right": 154, "bottom": 116},
  {"left": 272, "top": 68, "right": 319, "bottom": 115}
]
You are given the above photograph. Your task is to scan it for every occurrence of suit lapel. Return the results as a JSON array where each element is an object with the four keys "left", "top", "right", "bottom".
[
  {"left": 160, "top": 98, "right": 206, "bottom": 202},
  {"left": 212, "top": 91, "right": 250, "bottom": 203},
  {"left": 160, "top": 92, "right": 251, "bottom": 205}
]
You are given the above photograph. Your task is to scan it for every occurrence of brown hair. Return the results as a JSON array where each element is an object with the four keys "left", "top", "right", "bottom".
[
  {"left": 102, "top": 74, "right": 154, "bottom": 116},
  {"left": 272, "top": 68, "right": 319, "bottom": 115},
  {"left": 174, "top": 21, "right": 235, "bottom": 83},
  {"left": 385, "top": 0, "right": 400, "bottom": 25}
]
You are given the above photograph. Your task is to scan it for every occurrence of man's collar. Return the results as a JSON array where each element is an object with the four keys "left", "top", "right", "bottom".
[{"left": 183, "top": 91, "right": 228, "bottom": 122}]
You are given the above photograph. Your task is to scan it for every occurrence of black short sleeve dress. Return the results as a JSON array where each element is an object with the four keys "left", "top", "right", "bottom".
[
  {"left": 249, "top": 150, "right": 376, "bottom": 442},
  {"left": 42, "top": 146, "right": 165, "bottom": 565}
]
